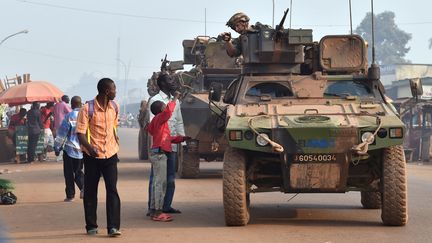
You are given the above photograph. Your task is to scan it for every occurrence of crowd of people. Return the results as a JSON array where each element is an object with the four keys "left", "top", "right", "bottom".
[
  {"left": 6, "top": 96, "right": 71, "bottom": 164},
  {"left": 3, "top": 74, "right": 188, "bottom": 237},
  {"left": 0, "top": 11, "right": 253, "bottom": 238}
]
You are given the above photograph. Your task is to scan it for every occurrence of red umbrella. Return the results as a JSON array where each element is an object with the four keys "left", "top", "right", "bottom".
[{"left": 0, "top": 81, "right": 64, "bottom": 106}]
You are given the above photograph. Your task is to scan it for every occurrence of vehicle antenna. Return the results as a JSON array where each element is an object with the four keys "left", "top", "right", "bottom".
[
  {"left": 289, "top": 0, "right": 293, "bottom": 29},
  {"left": 204, "top": 8, "right": 207, "bottom": 37},
  {"left": 349, "top": 0, "right": 353, "bottom": 35},
  {"left": 371, "top": 0, "right": 376, "bottom": 64},
  {"left": 272, "top": 0, "right": 275, "bottom": 28}
]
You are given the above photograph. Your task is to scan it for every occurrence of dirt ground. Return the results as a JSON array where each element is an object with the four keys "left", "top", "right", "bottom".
[
  {"left": 0, "top": 152, "right": 231, "bottom": 243},
  {"left": 1, "top": 128, "right": 431, "bottom": 243}
]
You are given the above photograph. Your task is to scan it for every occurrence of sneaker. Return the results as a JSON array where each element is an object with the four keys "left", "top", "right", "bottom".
[
  {"left": 146, "top": 209, "right": 155, "bottom": 217},
  {"left": 86, "top": 228, "right": 98, "bottom": 235},
  {"left": 80, "top": 190, "right": 84, "bottom": 199},
  {"left": 64, "top": 198, "right": 74, "bottom": 202},
  {"left": 108, "top": 228, "right": 122, "bottom": 237}
]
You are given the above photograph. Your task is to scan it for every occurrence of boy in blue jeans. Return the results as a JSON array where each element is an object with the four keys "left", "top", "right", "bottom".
[{"left": 146, "top": 91, "right": 189, "bottom": 222}]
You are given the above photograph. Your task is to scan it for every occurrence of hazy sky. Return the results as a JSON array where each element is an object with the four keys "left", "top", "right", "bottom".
[{"left": 1, "top": 0, "right": 431, "bottom": 96}]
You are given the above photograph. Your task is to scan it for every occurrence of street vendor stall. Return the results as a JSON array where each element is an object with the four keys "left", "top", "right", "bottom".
[
  {"left": 0, "top": 81, "right": 63, "bottom": 162},
  {"left": 0, "top": 81, "right": 63, "bottom": 106}
]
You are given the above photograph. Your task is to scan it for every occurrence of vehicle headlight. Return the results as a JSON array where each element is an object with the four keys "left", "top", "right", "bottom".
[
  {"left": 256, "top": 133, "right": 270, "bottom": 146},
  {"left": 361, "top": 132, "right": 375, "bottom": 144},
  {"left": 389, "top": 127, "right": 404, "bottom": 138}
]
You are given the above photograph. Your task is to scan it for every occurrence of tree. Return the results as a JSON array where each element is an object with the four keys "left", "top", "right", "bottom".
[{"left": 355, "top": 11, "right": 411, "bottom": 65}]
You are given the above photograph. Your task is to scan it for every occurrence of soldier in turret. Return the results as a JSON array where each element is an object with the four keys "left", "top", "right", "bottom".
[
  {"left": 220, "top": 12, "right": 271, "bottom": 58},
  {"left": 220, "top": 12, "right": 251, "bottom": 57}
]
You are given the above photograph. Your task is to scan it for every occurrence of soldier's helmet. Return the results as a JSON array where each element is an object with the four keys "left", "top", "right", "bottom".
[{"left": 226, "top": 12, "right": 250, "bottom": 30}]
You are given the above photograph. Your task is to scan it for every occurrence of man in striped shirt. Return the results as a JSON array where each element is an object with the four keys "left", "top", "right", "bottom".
[{"left": 76, "top": 78, "right": 122, "bottom": 237}]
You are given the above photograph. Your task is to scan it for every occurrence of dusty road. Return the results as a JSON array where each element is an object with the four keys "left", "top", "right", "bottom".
[{"left": 1, "top": 127, "right": 432, "bottom": 243}]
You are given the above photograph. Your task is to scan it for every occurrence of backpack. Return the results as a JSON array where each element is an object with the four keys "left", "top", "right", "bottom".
[{"left": 86, "top": 100, "right": 119, "bottom": 143}]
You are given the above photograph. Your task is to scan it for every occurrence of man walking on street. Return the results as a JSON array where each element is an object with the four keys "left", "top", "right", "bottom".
[
  {"left": 76, "top": 78, "right": 122, "bottom": 237},
  {"left": 54, "top": 95, "right": 72, "bottom": 133},
  {"left": 147, "top": 73, "right": 185, "bottom": 216},
  {"left": 27, "top": 102, "right": 42, "bottom": 163},
  {"left": 54, "top": 96, "right": 84, "bottom": 202},
  {"left": 54, "top": 95, "right": 72, "bottom": 161}
]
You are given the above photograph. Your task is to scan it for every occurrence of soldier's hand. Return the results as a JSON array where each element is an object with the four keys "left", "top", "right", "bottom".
[{"left": 221, "top": 32, "right": 231, "bottom": 42}]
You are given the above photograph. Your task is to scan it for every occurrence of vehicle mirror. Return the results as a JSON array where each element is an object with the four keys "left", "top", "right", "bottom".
[
  {"left": 209, "top": 82, "right": 223, "bottom": 102},
  {"left": 410, "top": 78, "right": 423, "bottom": 99}
]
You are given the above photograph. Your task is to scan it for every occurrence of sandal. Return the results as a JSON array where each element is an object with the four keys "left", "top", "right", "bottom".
[{"left": 152, "top": 213, "right": 173, "bottom": 222}]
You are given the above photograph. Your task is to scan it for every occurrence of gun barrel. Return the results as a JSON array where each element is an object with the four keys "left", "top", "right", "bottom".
[{"left": 276, "top": 8, "right": 290, "bottom": 31}]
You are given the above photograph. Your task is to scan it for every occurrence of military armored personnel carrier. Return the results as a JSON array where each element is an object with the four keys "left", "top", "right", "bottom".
[
  {"left": 209, "top": 15, "right": 408, "bottom": 226},
  {"left": 176, "top": 36, "right": 240, "bottom": 178},
  {"left": 393, "top": 78, "right": 432, "bottom": 162},
  {"left": 138, "top": 36, "right": 240, "bottom": 178}
]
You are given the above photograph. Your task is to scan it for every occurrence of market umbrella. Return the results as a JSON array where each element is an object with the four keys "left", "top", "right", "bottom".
[{"left": 0, "top": 81, "right": 63, "bottom": 106}]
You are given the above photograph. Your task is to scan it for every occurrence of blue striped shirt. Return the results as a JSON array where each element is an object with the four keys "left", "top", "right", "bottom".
[{"left": 54, "top": 108, "right": 83, "bottom": 159}]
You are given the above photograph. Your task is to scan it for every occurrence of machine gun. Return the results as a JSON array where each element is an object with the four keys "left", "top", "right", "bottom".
[{"left": 274, "top": 8, "right": 289, "bottom": 42}]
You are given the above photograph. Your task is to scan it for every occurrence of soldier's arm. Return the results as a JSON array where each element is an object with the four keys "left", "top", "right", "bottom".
[{"left": 225, "top": 40, "right": 238, "bottom": 57}]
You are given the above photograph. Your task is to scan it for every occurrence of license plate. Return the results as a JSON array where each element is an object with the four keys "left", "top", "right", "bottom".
[{"left": 293, "top": 154, "right": 337, "bottom": 163}]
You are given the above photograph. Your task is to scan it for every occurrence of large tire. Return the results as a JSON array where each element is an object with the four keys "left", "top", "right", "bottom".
[
  {"left": 177, "top": 148, "right": 200, "bottom": 178},
  {"left": 138, "top": 129, "right": 149, "bottom": 160},
  {"left": 381, "top": 145, "right": 408, "bottom": 226},
  {"left": 223, "top": 147, "right": 250, "bottom": 226},
  {"left": 361, "top": 191, "right": 381, "bottom": 209}
]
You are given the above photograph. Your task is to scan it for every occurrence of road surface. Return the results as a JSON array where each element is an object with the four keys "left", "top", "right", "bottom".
[{"left": 0, "top": 127, "right": 431, "bottom": 242}]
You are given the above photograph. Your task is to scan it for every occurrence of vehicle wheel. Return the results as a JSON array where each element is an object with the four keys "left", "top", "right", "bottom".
[
  {"left": 381, "top": 145, "right": 408, "bottom": 226},
  {"left": 138, "top": 129, "right": 148, "bottom": 160},
  {"left": 223, "top": 147, "right": 249, "bottom": 226},
  {"left": 361, "top": 191, "right": 381, "bottom": 209},
  {"left": 177, "top": 148, "right": 200, "bottom": 178}
]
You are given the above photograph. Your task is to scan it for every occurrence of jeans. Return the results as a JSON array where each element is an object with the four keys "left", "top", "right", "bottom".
[
  {"left": 149, "top": 152, "right": 167, "bottom": 211},
  {"left": 83, "top": 153, "right": 121, "bottom": 231},
  {"left": 148, "top": 151, "right": 176, "bottom": 211},
  {"left": 27, "top": 132, "right": 40, "bottom": 162},
  {"left": 63, "top": 152, "right": 84, "bottom": 199}
]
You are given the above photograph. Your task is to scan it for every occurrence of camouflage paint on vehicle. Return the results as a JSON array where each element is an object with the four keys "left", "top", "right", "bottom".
[{"left": 210, "top": 18, "right": 407, "bottom": 226}]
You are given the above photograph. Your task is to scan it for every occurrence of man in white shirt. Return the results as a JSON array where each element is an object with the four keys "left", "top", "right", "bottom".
[{"left": 147, "top": 73, "right": 185, "bottom": 215}]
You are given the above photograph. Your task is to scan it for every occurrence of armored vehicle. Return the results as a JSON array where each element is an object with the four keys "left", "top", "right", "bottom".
[
  {"left": 138, "top": 36, "right": 241, "bottom": 178},
  {"left": 209, "top": 18, "right": 408, "bottom": 226},
  {"left": 177, "top": 36, "right": 240, "bottom": 178},
  {"left": 393, "top": 78, "right": 432, "bottom": 161}
]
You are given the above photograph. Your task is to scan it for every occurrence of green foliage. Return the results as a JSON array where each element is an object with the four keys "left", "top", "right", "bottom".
[
  {"left": 355, "top": 11, "right": 412, "bottom": 65},
  {"left": 0, "top": 178, "right": 15, "bottom": 190}
]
